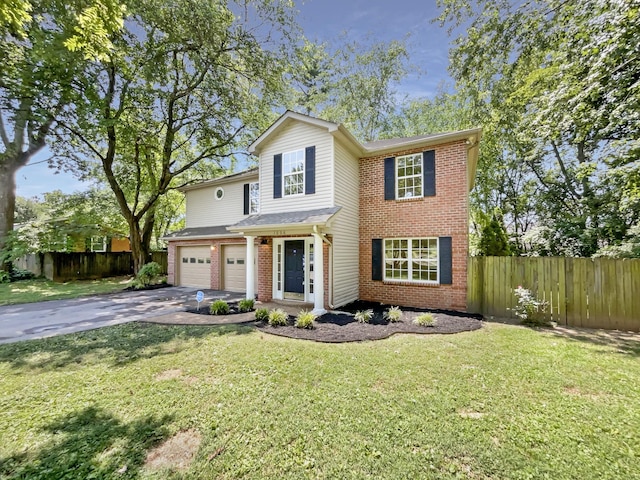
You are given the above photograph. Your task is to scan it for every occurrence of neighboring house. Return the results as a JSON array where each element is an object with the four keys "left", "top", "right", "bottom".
[{"left": 164, "top": 111, "right": 481, "bottom": 313}]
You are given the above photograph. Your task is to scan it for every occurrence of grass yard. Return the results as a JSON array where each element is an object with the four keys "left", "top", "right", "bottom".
[
  {"left": 0, "top": 277, "right": 132, "bottom": 306},
  {"left": 0, "top": 322, "right": 638, "bottom": 479}
]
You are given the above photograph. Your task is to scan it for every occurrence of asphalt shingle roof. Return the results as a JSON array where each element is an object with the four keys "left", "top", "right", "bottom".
[
  {"left": 230, "top": 206, "right": 341, "bottom": 229},
  {"left": 162, "top": 225, "right": 239, "bottom": 239}
]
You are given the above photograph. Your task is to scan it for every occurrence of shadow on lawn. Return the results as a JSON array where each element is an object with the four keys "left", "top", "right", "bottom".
[
  {"left": 0, "top": 406, "right": 173, "bottom": 479},
  {"left": 549, "top": 326, "right": 640, "bottom": 356},
  {"left": 0, "top": 322, "right": 253, "bottom": 371}
]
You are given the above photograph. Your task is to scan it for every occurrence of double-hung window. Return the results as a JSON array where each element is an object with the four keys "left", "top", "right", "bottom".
[
  {"left": 249, "top": 182, "right": 260, "bottom": 214},
  {"left": 282, "top": 149, "right": 305, "bottom": 196},
  {"left": 396, "top": 153, "right": 423, "bottom": 199},
  {"left": 384, "top": 238, "right": 438, "bottom": 283}
]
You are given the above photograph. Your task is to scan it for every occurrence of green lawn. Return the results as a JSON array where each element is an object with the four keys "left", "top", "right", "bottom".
[
  {"left": 0, "top": 277, "right": 132, "bottom": 306},
  {"left": 0, "top": 323, "right": 638, "bottom": 479}
]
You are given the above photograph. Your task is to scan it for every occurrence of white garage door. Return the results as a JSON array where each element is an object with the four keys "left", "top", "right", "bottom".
[
  {"left": 223, "top": 244, "right": 258, "bottom": 293},
  {"left": 177, "top": 246, "right": 211, "bottom": 288}
]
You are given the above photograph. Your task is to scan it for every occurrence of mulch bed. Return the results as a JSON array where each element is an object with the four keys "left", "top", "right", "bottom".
[
  {"left": 257, "top": 301, "right": 482, "bottom": 343},
  {"left": 182, "top": 300, "right": 482, "bottom": 343}
]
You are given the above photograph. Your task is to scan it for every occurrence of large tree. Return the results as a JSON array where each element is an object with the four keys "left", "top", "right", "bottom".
[
  {"left": 0, "top": 0, "right": 125, "bottom": 270},
  {"left": 289, "top": 36, "right": 412, "bottom": 142},
  {"left": 438, "top": 0, "right": 640, "bottom": 256},
  {"left": 58, "top": 0, "right": 298, "bottom": 272}
]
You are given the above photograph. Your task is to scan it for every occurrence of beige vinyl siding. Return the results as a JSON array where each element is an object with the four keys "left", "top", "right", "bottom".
[
  {"left": 186, "top": 181, "right": 249, "bottom": 228},
  {"left": 259, "top": 121, "right": 333, "bottom": 214},
  {"left": 328, "top": 138, "right": 360, "bottom": 307}
]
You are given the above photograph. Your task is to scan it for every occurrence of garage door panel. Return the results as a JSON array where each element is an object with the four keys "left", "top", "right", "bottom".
[
  {"left": 178, "top": 246, "right": 211, "bottom": 288},
  {"left": 223, "top": 245, "right": 246, "bottom": 292}
]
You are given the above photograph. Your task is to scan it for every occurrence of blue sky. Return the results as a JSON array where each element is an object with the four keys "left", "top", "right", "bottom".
[{"left": 16, "top": 0, "right": 454, "bottom": 198}]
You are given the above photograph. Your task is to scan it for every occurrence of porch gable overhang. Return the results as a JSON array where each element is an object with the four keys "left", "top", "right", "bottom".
[{"left": 226, "top": 206, "right": 341, "bottom": 236}]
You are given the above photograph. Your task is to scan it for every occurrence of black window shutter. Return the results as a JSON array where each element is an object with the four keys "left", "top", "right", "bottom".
[
  {"left": 372, "top": 239, "right": 383, "bottom": 281},
  {"left": 384, "top": 157, "right": 395, "bottom": 200},
  {"left": 305, "top": 146, "right": 315, "bottom": 195},
  {"left": 423, "top": 150, "right": 436, "bottom": 197},
  {"left": 243, "top": 183, "right": 250, "bottom": 215},
  {"left": 439, "top": 236, "right": 452, "bottom": 284},
  {"left": 273, "top": 154, "right": 282, "bottom": 199}
]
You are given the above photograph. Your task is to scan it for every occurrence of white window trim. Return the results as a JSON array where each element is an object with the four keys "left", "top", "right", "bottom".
[
  {"left": 249, "top": 182, "right": 260, "bottom": 214},
  {"left": 91, "top": 236, "right": 108, "bottom": 252},
  {"left": 395, "top": 153, "right": 423, "bottom": 200},
  {"left": 383, "top": 237, "right": 439, "bottom": 284},
  {"left": 282, "top": 149, "right": 305, "bottom": 197},
  {"left": 215, "top": 187, "right": 224, "bottom": 200}
]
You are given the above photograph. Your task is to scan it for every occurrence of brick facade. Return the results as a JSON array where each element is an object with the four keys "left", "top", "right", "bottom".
[{"left": 359, "top": 140, "right": 469, "bottom": 311}]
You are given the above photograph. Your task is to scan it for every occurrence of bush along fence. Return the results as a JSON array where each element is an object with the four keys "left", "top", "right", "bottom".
[
  {"left": 15, "top": 252, "right": 168, "bottom": 282},
  {"left": 468, "top": 256, "right": 640, "bottom": 332}
]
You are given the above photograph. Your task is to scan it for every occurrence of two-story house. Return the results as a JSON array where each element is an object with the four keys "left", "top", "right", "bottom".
[{"left": 164, "top": 111, "right": 481, "bottom": 314}]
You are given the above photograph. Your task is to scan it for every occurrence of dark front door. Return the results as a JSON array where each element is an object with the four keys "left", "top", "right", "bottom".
[{"left": 284, "top": 240, "right": 305, "bottom": 294}]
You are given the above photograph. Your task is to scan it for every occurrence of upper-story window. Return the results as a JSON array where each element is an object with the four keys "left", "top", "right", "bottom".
[
  {"left": 249, "top": 182, "right": 259, "bottom": 214},
  {"left": 90, "top": 236, "right": 107, "bottom": 252},
  {"left": 283, "top": 149, "right": 305, "bottom": 196},
  {"left": 396, "top": 153, "right": 423, "bottom": 199}
]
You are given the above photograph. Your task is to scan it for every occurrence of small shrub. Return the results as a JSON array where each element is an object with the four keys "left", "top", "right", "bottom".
[
  {"left": 135, "top": 262, "right": 162, "bottom": 287},
  {"left": 413, "top": 312, "right": 436, "bottom": 327},
  {"left": 513, "top": 286, "right": 550, "bottom": 326},
  {"left": 268, "top": 308, "right": 288, "bottom": 326},
  {"left": 210, "top": 299, "right": 230, "bottom": 315},
  {"left": 354, "top": 309, "right": 373, "bottom": 323},
  {"left": 238, "top": 298, "right": 255, "bottom": 312},
  {"left": 383, "top": 306, "right": 402, "bottom": 323},
  {"left": 255, "top": 307, "right": 269, "bottom": 321},
  {"left": 295, "top": 310, "right": 316, "bottom": 329},
  {"left": 9, "top": 268, "right": 35, "bottom": 282},
  {"left": 0, "top": 270, "right": 9, "bottom": 284}
]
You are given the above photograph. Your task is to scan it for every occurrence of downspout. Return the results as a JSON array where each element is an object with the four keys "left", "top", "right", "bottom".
[{"left": 313, "top": 225, "right": 334, "bottom": 309}]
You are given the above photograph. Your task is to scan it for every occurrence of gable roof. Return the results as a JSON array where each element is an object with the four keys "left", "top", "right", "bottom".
[
  {"left": 248, "top": 110, "right": 362, "bottom": 156},
  {"left": 227, "top": 206, "right": 341, "bottom": 234},
  {"left": 250, "top": 111, "right": 482, "bottom": 190}
]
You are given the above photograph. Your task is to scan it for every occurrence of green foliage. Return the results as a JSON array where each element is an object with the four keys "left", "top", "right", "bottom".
[
  {"left": 354, "top": 309, "right": 373, "bottom": 324},
  {"left": 0, "top": 270, "right": 9, "bottom": 284},
  {"left": 210, "top": 299, "right": 230, "bottom": 316},
  {"left": 134, "top": 262, "right": 161, "bottom": 288},
  {"left": 513, "top": 286, "right": 550, "bottom": 327},
  {"left": 0, "top": 276, "right": 128, "bottom": 306},
  {"left": 9, "top": 268, "right": 35, "bottom": 282},
  {"left": 383, "top": 306, "right": 403, "bottom": 323},
  {"left": 413, "top": 313, "right": 435, "bottom": 327},
  {"left": 439, "top": 0, "right": 640, "bottom": 257},
  {"left": 294, "top": 310, "right": 316, "bottom": 329},
  {"left": 254, "top": 307, "right": 269, "bottom": 322},
  {"left": 289, "top": 36, "right": 412, "bottom": 142},
  {"left": 478, "top": 216, "right": 511, "bottom": 256},
  {"left": 267, "top": 308, "right": 289, "bottom": 327},
  {"left": 238, "top": 298, "right": 255, "bottom": 313},
  {"left": 0, "top": 322, "right": 639, "bottom": 478}
]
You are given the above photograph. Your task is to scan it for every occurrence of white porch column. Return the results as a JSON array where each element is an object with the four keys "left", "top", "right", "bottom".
[
  {"left": 245, "top": 235, "right": 255, "bottom": 299},
  {"left": 312, "top": 232, "right": 326, "bottom": 315}
]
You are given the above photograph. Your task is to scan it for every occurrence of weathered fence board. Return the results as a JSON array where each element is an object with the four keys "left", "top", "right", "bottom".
[
  {"left": 16, "top": 252, "right": 168, "bottom": 282},
  {"left": 468, "top": 256, "right": 640, "bottom": 332}
]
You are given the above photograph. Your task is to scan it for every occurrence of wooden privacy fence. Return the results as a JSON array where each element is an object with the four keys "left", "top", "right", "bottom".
[
  {"left": 468, "top": 256, "right": 640, "bottom": 332},
  {"left": 16, "top": 252, "right": 168, "bottom": 282}
]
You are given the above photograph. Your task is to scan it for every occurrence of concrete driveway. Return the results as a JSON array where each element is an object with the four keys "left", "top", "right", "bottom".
[{"left": 0, "top": 287, "right": 242, "bottom": 344}]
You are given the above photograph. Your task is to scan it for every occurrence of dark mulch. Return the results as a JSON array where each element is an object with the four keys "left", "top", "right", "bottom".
[
  {"left": 254, "top": 301, "right": 483, "bottom": 343},
  {"left": 123, "top": 282, "right": 173, "bottom": 292},
  {"left": 185, "top": 301, "right": 247, "bottom": 316}
]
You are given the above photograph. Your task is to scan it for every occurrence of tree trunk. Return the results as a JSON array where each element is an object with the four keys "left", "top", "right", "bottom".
[{"left": 0, "top": 161, "right": 18, "bottom": 272}]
